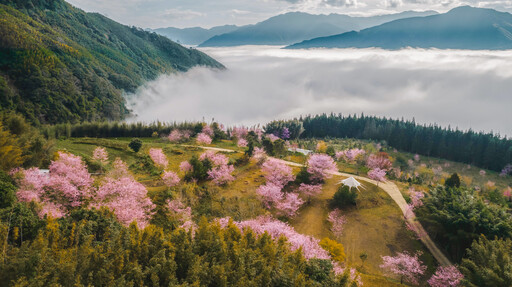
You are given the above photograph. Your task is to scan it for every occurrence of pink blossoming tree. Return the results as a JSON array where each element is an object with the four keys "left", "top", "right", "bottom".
[
  {"left": 162, "top": 171, "right": 180, "bottom": 187},
  {"left": 327, "top": 209, "right": 346, "bottom": 238},
  {"left": 368, "top": 168, "right": 387, "bottom": 186},
  {"left": 180, "top": 161, "right": 193, "bottom": 172},
  {"left": 261, "top": 158, "right": 295, "bottom": 188},
  {"left": 367, "top": 153, "right": 393, "bottom": 171},
  {"left": 427, "top": 266, "right": 464, "bottom": 287},
  {"left": 168, "top": 130, "right": 182, "bottom": 142},
  {"left": 92, "top": 147, "right": 108, "bottom": 165},
  {"left": 149, "top": 148, "right": 168, "bottom": 169},
  {"left": 380, "top": 251, "right": 427, "bottom": 285},
  {"left": 196, "top": 133, "right": 212, "bottom": 145},
  {"left": 307, "top": 154, "right": 337, "bottom": 182}
]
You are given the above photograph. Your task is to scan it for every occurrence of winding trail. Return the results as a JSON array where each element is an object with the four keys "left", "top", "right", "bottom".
[{"left": 185, "top": 145, "right": 452, "bottom": 266}]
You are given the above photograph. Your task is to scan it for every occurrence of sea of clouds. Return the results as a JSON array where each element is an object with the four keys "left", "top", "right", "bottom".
[{"left": 127, "top": 46, "right": 512, "bottom": 136}]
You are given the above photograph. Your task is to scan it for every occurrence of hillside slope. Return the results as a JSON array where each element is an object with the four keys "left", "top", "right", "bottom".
[
  {"left": 287, "top": 6, "right": 512, "bottom": 50},
  {"left": 0, "top": 0, "right": 223, "bottom": 124},
  {"left": 198, "top": 10, "right": 437, "bottom": 47}
]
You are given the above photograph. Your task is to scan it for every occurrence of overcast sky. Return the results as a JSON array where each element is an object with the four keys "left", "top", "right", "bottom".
[{"left": 66, "top": 0, "right": 512, "bottom": 29}]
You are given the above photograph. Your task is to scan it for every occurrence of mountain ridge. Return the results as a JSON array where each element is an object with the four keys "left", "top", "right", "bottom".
[
  {"left": 286, "top": 6, "right": 512, "bottom": 50},
  {"left": 196, "top": 10, "right": 438, "bottom": 47}
]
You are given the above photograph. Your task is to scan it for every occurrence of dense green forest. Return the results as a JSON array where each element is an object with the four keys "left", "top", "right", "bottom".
[
  {"left": 0, "top": 0, "right": 223, "bottom": 124},
  {"left": 266, "top": 114, "right": 512, "bottom": 172}
]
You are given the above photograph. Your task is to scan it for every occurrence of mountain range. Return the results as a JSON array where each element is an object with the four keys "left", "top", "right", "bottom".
[
  {"left": 287, "top": 6, "right": 512, "bottom": 50},
  {"left": 0, "top": 0, "right": 222, "bottom": 124},
  {"left": 197, "top": 11, "right": 438, "bottom": 47},
  {"left": 149, "top": 25, "right": 239, "bottom": 46}
]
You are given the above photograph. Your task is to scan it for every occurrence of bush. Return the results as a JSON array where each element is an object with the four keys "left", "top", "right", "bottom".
[
  {"left": 331, "top": 185, "right": 358, "bottom": 208},
  {"left": 319, "top": 238, "right": 346, "bottom": 263},
  {"left": 445, "top": 173, "right": 461, "bottom": 188},
  {"left": 184, "top": 156, "right": 212, "bottom": 182},
  {"left": 0, "top": 171, "right": 16, "bottom": 209},
  {"left": 295, "top": 167, "right": 312, "bottom": 185},
  {"left": 128, "top": 138, "right": 142, "bottom": 152}
]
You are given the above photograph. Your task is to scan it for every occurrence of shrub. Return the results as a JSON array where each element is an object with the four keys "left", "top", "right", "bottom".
[
  {"left": 128, "top": 138, "right": 142, "bottom": 152},
  {"left": 331, "top": 185, "right": 358, "bottom": 208},
  {"left": 445, "top": 173, "right": 461, "bottom": 188},
  {"left": 319, "top": 238, "right": 346, "bottom": 263}
]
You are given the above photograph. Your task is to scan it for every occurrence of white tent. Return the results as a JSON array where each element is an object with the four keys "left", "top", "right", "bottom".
[{"left": 337, "top": 177, "right": 364, "bottom": 191}]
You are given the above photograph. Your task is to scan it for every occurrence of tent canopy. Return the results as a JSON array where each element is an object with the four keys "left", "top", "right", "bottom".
[{"left": 337, "top": 177, "right": 364, "bottom": 191}]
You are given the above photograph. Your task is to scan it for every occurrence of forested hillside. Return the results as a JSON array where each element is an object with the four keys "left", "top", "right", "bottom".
[
  {"left": 0, "top": 0, "right": 223, "bottom": 124},
  {"left": 266, "top": 114, "right": 512, "bottom": 172}
]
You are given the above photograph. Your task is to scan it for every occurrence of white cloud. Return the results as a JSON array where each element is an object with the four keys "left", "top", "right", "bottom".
[{"left": 127, "top": 46, "right": 512, "bottom": 137}]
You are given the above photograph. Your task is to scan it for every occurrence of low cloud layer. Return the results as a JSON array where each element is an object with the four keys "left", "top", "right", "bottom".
[{"left": 127, "top": 46, "right": 512, "bottom": 137}]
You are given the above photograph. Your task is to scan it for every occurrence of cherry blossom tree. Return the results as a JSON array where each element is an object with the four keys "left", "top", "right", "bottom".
[
  {"left": 428, "top": 266, "right": 464, "bottom": 287},
  {"left": 281, "top": 127, "right": 290, "bottom": 140},
  {"left": 208, "top": 164, "right": 235, "bottom": 185},
  {"left": 15, "top": 167, "right": 48, "bottom": 203},
  {"left": 368, "top": 168, "right": 387, "bottom": 185},
  {"left": 408, "top": 188, "right": 424, "bottom": 210},
  {"left": 168, "top": 130, "right": 182, "bottom": 142},
  {"left": 92, "top": 147, "right": 108, "bottom": 165},
  {"left": 252, "top": 147, "right": 266, "bottom": 163},
  {"left": 95, "top": 176, "right": 155, "bottom": 229},
  {"left": 275, "top": 193, "right": 304, "bottom": 217},
  {"left": 256, "top": 184, "right": 283, "bottom": 208},
  {"left": 367, "top": 153, "right": 393, "bottom": 171},
  {"left": 196, "top": 133, "right": 212, "bottom": 145},
  {"left": 307, "top": 154, "right": 337, "bottom": 182},
  {"left": 47, "top": 152, "right": 93, "bottom": 208},
  {"left": 199, "top": 151, "right": 235, "bottom": 185},
  {"left": 237, "top": 138, "right": 248, "bottom": 148},
  {"left": 327, "top": 209, "right": 346, "bottom": 238},
  {"left": 180, "top": 161, "right": 193, "bottom": 172},
  {"left": 235, "top": 216, "right": 331, "bottom": 260},
  {"left": 231, "top": 126, "right": 249, "bottom": 140},
  {"left": 380, "top": 251, "right": 427, "bottom": 285},
  {"left": 261, "top": 158, "right": 294, "bottom": 188},
  {"left": 202, "top": 124, "right": 214, "bottom": 137},
  {"left": 149, "top": 148, "right": 168, "bottom": 169},
  {"left": 162, "top": 171, "right": 180, "bottom": 187}
]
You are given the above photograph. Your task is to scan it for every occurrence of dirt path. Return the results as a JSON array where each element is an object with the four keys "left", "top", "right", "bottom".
[
  {"left": 274, "top": 159, "right": 452, "bottom": 267},
  {"left": 184, "top": 145, "right": 452, "bottom": 266}
]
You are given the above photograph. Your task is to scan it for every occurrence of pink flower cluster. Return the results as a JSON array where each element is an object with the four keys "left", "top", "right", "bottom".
[
  {"left": 14, "top": 153, "right": 155, "bottom": 229},
  {"left": 252, "top": 147, "right": 266, "bottom": 162},
  {"left": 162, "top": 171, "right": 180, "bottom": 187},
  {"left": 261, "top": 158, "right": 295, "bottom": 188},
  {"left": 167, "top": 199, "right": 195, "bottom": 233},
  {"left": 231, "top": 126, "right": 249, "bottom": 139},
  {"left": 307, "top": 154, "right": 337, "bottom": 181},
  {"left": 149, "top": 148, "right": 168, "bottom": 169},
  {"left": 237, "top": 138, "right": 248, "bottom": 147},
  {"left": 504, "top": 187, "right": 512, "bottom": 199},
  {"left": 380, "top": 251, "right": 427, "bottom": 285},
  {"left": 257, "top": 159, "right": 303, "bottom": 217},
  {"left": 168, "top": 129, "right": 192, "bottom": 142},
  {"left": 180, "top": 161, "right": 193, "bottom": 172},
  {"left": 327, "top": 209, "right": 346, "bottom": 238},
  {"left": 335, "top": 148, "right": 365, "bottom": 162},
  {"left": 366, "top": 153, "right": 393, "bottom": 171},
  {"left": 202, "top": 125, "right": 214, "bottom": 137},
  {"left": 92, "top": 147, "right": 108, "bottom": 164},
  {"left": 234, "top": 216, "right": 331, "bottom": 260},
  {"left": 427, "top": 266, "right": 464, "bottom": 287},
  {"left": 200, "top": 151, "right": 235, "bottom": 185},
  {"left": 368, "top": 168, "right": 387, "bottom": 183},
  {"left": 196, "top": 133, "right": 212, "bottom": 145},
  {"left": 408, "top": 188, "right": 424, "bottom": 210}
]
